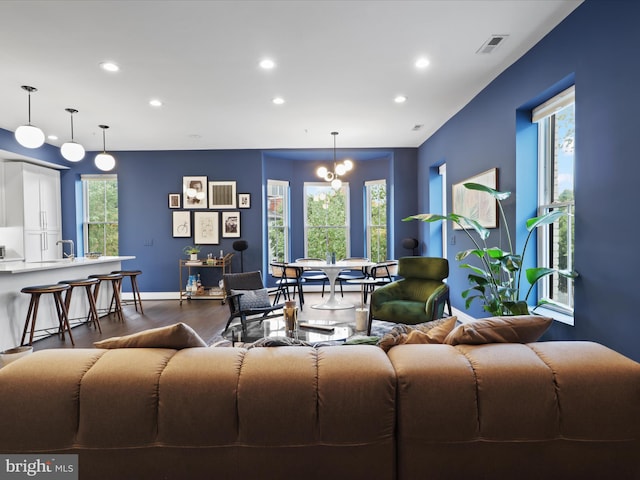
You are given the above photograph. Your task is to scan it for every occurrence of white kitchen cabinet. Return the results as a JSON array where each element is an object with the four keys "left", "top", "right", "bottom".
[
  {"left": 24, "top": 231, "right": 61, "bottom": 262},
  {"left": 4, "top": 162, "right": 62, "bottom": 261},
  {"left": 21, "top": 164, "right": 61, "bottom": 232}
]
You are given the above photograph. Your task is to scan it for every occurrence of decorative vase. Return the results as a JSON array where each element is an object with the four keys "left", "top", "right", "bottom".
[
  {"left": 284, "top": 300, "right": 298, "bottom": 338},
  {"left": 355, "top": 308, "right": 368, "bottom": 332}
]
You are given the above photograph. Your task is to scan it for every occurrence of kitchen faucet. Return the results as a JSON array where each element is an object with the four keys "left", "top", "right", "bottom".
[{"left": 57, "top": 239, "right": 75, "bottom": 260}]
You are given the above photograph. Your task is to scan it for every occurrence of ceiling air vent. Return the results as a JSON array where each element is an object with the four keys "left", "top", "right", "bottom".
[{"left": 476, "top": 35, "right": 508, "bottom": 54}]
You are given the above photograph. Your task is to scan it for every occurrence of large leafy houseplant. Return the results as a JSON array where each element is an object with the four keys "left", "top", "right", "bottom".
[{"left": 405, "top": 183, "right": 577, "bottom": 316}]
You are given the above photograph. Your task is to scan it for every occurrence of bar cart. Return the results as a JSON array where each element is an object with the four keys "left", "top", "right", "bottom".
[{"left": 179, "top": 253, "right": 234, "bottom": 305}]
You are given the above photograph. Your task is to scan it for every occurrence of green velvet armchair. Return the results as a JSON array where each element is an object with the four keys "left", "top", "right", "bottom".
[{"left": 368, "top": 256, "right": 451, "bottom": 335}]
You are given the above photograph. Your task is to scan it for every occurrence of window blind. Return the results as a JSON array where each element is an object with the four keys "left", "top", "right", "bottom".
[{"left": 532, "top": 85, "right": 575, "bottom": 123}]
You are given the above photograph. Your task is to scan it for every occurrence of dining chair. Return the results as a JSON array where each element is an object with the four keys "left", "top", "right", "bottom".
[
  {"left": 337, "top": 257, "right": 369, "bottom": 296},
  {"left": 295, "top": 258, "right": 328, "bottom": 297},
  {"left": 270, "top": 262, "right": 306, "bottom": 309}
]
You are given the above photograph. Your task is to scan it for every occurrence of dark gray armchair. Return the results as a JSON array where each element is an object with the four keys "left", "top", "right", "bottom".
[{"left": 223, "top": 271, "right": 284, "bottom": 337}]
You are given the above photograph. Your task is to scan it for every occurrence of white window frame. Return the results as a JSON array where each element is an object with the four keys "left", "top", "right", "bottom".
[
  {"left": 533, "top": 86, "right": 575, "bottom": 322},
  {"left": 439, "top": 163, "right": 448, "bottom": 259},
  {"left": 267, "top": 179, "right": 290, "bottom": 266},
  {"left": 365, "top": 179, "right": 387, "bottom": 262},
  {"left": 303, "top": 182, "right": 350, "bottom": 258},
  {"left": 81, "top": 174, "right": 118, "bottom": 256}
]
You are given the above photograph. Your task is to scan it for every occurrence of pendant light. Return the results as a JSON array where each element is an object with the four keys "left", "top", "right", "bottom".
[
  {"left": 60, "top": 108, "right": 85, "bottom": 162},
  {"left": 94, "top": 125, "right": 116, "bottom": 171},
  {"left": 15, "top": 85, "right": 45, "bottom": 149},
  {"left": 316, "top": 131, "right": 353, "bottom": 190}
]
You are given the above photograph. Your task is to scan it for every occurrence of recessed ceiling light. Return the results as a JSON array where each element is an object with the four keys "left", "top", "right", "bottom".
[
  {"left": 260, "top": 59, "right": 276, "bottom": 70},
  {"left": 149, "top": 99, "right": 163, "bottom": 107},
  {"left": 272, "top": 97, "right": 285, "bottom": 105},
  {"left": 48, "top": 134, "right": 58, "bottom": 140},
  {"left": 394, "top": 95, "right": 407, "bottom": 104},
  {"left": 100, "top": 61, "right": 120, "bottom": 72},
  {"left": 415, "top": 57, "right": 430, "bottom": 69}
]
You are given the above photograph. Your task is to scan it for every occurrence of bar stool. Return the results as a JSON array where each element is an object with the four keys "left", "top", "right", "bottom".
[
  {"left": 58, "top": 278, "right": 101, "bottom": 333},
  {"left": 111, "top": 270, "right": 144, "bottom": 314},
  {"left": 20, "top": 283, "right": 74, "bottom": 346},
  {"left": 89, "top": 273, "right": 124, "bottom": 322}
]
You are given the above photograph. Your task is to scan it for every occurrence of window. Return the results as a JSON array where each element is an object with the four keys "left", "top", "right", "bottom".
[
  {"left": 267, "top": 179, "right": 290, "bottom": 264},
  {"left": 82, "top": 175, "right": 118, "bottom": 255},
  {"left": 304, "top": 183, "right": 350, "bottom": 259},
  {"left": 533, "top": 86, "right": 575, "bottom": 314},
  {"left": 365, "top": 179, "right": 387, "bottom": 262}
]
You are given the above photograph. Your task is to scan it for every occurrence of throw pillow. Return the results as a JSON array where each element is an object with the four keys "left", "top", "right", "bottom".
[
  {"left": 403, "top": 316, "right": 458, "bottom": 345},
  {"left": 377, "top": 316, "right": 457, "bottom": 352},
  {"left": 230, "top": 288, "right": 271, "bottom": 310},
  {"left": 443, "top": 315, "right": 552, "bottom": 346},
  {"left": 94, "top": 322, "right": 207, "bottom": 349}
]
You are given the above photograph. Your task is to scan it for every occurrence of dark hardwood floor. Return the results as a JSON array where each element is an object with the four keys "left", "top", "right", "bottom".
[{"left": 32, "top": 291, "right": 364, "bottom": 350}]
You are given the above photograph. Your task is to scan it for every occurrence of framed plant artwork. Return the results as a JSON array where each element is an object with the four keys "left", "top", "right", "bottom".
[
  {"left": 222, "top": 211, "right": 240, "bottom": 238},
  {"left": 172, "top": 211, "right": 191, "bottom": 238},
  {"left": 183, "top": 176, "right": 208, "bottom": 209},
  {"left": 208, "top": 181, "right": 237, "bottom": 209},
  {"left": 194, "top": 211, "right": 220, "bottom": 244},
  {"left": 238, "top": 193, "right": 251, "bottom": 209},
  {"left": 452, "top": 168, "right": 498, "bottom": 229},
  {"left": 168, "top": 193, "right": 181, "bottom": 209}
]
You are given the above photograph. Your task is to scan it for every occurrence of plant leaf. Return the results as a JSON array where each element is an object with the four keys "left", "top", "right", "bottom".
[
  {"left": 486, "top": 247, "right": 507, "bottom": 259},
  {"left": 456, "top": 249, "right": 485, "bottom": 260},
  {"left": 557, "top": 269, "right": 579, "bottom": 278},
  {"left": 525, "top": 267, "right": 555, "bottom": 285},
  {"left": 503, "top": 301, "right": 530, "bottom": 315},
  {"left": 460, "top": 264, "right": 490, "bottom": 278},
  {"left": 463, "top": 182, "right": 511, "bottom": 201},
  {"left": 403, "top": 213, "right": 449, "bottom": 223},
  {"left": 526, "top": 210, "right": 565, "bottom": 231}
]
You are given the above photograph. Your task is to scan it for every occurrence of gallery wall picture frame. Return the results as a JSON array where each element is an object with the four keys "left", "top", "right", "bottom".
[
  {"left": 183, "top": 176, "right": 208, "bottom": 209},
  {"left": 238, "top": 193, "right": 251, "bottom": 209},
  {"left": 172, "top": 211, "right": 191, "bottom": 238},
  {"left": 452, "top": 168, "right": 498, "bottom": 230},
  {"left": 168, "top": 193, "right": 181, "bottom": 209},
  {"left": 222, "top": 211, "right": 241, "bottom": 238},
  {"left": 194, "top": 211, "right": 220, "bottom": 245},
  {"left": 209, "top": 181, "right": 237, "bottom": 209}
]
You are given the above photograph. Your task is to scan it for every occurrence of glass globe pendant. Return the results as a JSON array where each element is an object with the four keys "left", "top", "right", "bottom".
[
  {"left": 15, "top": 86, "right": 45, "bottom": 149},
  {"left": 60, "top": 108, "right": 85, "bottom": 162}
]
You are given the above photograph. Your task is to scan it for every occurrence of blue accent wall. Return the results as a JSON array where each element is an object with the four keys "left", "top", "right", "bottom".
[{"left": 416, "top": 0, "right": 640, "bottom": 361}]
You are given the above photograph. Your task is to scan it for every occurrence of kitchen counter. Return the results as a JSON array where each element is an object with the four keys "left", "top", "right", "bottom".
[
  {"left": 0, "top": 256, "right": 136, "bottom": 351},
  {"left": 0, "top": 256, "right": 135, "bottom": 274}
]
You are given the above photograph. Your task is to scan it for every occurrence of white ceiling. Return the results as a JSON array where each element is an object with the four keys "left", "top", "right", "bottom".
[{"left": 0, "top": 0, "right": 582, "bottom": 152}]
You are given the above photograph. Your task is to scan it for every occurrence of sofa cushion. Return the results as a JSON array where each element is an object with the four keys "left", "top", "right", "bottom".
[
  {"left": 443, "top": 315, "right": 552, "bottom": 345},
  {"left": 377, "top": 316, "right": 457, "bottom": 352},
  {"left": 94, "top": 322, "right": 207, "bottom": 349},
  {"left": 230, "top": 288, "right": 271, "bottom": 310}
]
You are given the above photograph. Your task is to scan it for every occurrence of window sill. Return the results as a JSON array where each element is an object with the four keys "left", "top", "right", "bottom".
[{"left": 532, "top": 306, "right": 574, "bottom": 326}]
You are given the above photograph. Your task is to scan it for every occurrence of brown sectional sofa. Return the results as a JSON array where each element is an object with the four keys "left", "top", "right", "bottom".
[{"left": 0, "top": 341, "right": 638, "bottom": 479}]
